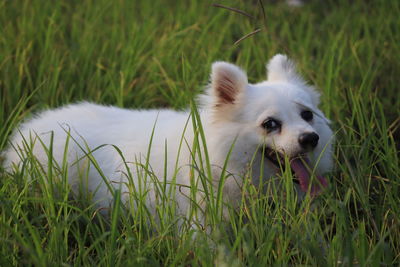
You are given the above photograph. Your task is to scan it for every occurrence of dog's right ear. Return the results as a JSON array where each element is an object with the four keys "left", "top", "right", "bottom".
[{"left": 210, "top": 62, "right": 248, "bottom": 106}]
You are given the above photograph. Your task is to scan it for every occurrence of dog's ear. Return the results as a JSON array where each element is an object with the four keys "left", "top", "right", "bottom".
[
  {"left": 267, "top": 54, "right": 321, "bottom": 105},
  {"left": 267, "top": 54, "right": 304, "bottom": 83},
  {"left": 211, "top": 61, "right": 248, "bottom": 106}
]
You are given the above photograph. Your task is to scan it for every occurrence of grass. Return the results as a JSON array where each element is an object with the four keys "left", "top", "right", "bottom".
[{"left": 0, "top": 0, "right": 399, "bottom": 265}]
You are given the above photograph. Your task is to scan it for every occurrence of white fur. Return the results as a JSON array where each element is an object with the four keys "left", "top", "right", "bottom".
[{"left": 2, "top": 54, "right": 333, "bottom": 226}]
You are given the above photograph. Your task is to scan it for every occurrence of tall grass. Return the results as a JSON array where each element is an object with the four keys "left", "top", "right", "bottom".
[{"left": 0, "top": 0, "right": 399, "bottom": 265}]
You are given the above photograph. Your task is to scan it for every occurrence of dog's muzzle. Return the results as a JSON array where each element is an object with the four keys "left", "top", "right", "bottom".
[{"left": 263, "top": 147, "right": 328, "bottom": 195}]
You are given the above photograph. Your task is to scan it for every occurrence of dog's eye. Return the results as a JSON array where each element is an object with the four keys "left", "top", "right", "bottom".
[
  {"left": 301, "top": 110, "right": 313, "bottom": 121},
  {"left": 262, "top": 119, "right": 281, "bottom": 132}
]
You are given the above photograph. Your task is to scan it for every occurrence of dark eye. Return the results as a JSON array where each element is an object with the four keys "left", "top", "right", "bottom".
[
  {"left": 301, "top": 110, "right": 313, "bottom": 121},
  {"left": 262, "top": 118, "right": 281, "bottom": 132}
]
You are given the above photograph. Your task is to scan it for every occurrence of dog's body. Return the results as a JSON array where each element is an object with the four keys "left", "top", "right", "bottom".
[{"left": 2, "top": 55, "right": 333, "bottom": 224}]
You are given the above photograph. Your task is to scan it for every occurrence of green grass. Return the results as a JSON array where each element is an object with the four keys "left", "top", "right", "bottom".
[{"left": 0, "top": 0, "right": 399, "bottom": 265}]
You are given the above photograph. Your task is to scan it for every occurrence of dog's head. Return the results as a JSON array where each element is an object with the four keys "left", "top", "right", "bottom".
[{"left": 203, "top": 54, "right": 334, "bottom": 195}]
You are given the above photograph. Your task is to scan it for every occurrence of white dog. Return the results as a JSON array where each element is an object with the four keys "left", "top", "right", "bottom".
[{"left": 2, "top": 54, "right": 333, "bottom": 226}]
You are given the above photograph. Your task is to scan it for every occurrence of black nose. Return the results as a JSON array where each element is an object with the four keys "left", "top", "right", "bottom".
[{"left": 298, "top": 132, "right": 319, "bottom": 149}]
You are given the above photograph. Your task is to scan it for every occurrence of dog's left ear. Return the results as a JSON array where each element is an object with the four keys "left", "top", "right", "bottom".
[
  {"left": 210, "top": 62, "right": 248, "bottom": 106},
  {"left": 267, "top": 54, "right": 321, "bottom": 105},
  {"left": 266, "top": 54, "right": 302, "bottom": 83}
]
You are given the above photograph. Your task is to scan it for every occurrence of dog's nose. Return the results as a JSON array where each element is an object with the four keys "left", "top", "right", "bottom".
[{"left": 298, "top": 132, "right": 319, "bottom": 149}]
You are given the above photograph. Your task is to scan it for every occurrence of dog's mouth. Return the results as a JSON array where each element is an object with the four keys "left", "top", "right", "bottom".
[{"left": 264, "top": 147, "right": 328, "bottom": 196}]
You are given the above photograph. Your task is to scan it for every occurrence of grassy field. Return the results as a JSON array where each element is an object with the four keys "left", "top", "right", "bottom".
[{"left": 0, "top": 0, "right": 399, "bottom": 265}]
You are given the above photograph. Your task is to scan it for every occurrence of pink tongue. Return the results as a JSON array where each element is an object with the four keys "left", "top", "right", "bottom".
[{"left": 289, "top": 157, "right": 328, "bottom": 196}]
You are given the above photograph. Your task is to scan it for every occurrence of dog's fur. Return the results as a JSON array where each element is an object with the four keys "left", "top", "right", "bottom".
[{"left": 2, "top": 54, "right": 333, "bottom": 224}]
